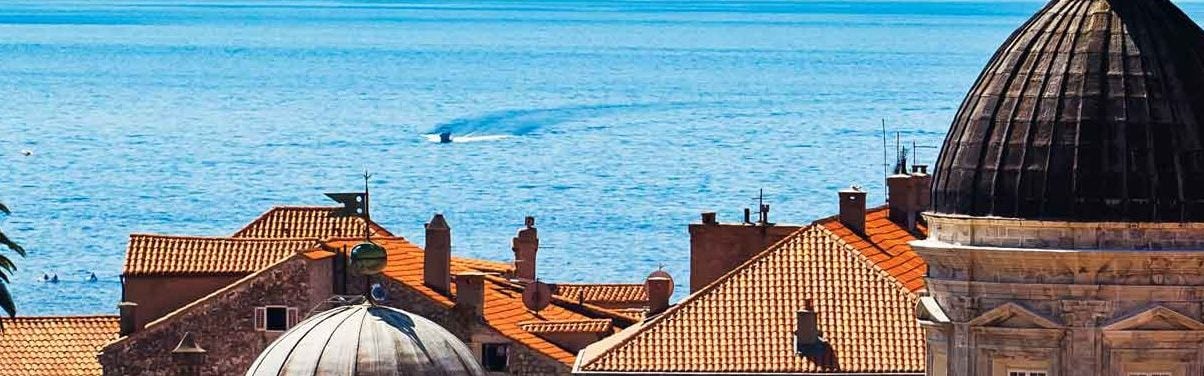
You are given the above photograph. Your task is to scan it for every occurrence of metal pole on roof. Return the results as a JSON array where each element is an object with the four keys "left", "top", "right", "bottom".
[
  {"left": 362, "top": 170, "right": 372, "bottom": 241},
  {"left": 881, "top": 119, "right": 889, "bottom": 200}
]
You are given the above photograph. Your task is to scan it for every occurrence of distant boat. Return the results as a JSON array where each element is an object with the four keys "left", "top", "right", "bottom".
[{"left": 439, "top": 132, "right": 453, "bottom": 144}]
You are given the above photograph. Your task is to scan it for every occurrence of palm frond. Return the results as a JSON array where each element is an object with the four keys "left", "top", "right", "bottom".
[
  {"left": 0, "top": 256, "right": 13, "bottom": 273},
  {"left": 0, "top": 203, "right": 9, "bottom": 215},
  {"left": 0, "top": 282, "right": 15, "bottom": 318},
  {"left": 0, "top": 231, "right": 25, "bottom": 257}
]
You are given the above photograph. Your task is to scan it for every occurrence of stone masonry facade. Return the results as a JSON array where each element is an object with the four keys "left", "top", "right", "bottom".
[
  {"left": 100, "top": 256, "right": 325, "bottom": 376},
  {"left": 915, "top": 215, "right": 1204, "bottom": 376}
]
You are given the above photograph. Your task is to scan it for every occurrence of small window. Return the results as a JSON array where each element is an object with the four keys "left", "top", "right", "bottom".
[
  {"left": 481, "top": 343, "right": 509, "bottom": 372},
  {"left": 1129, "top": 373, "right": 1172, "bottom": 376},
  {"left": 255, "top": 306, "right": 298, "bottom": 332},
  {"left": 266, "top": 307, "right": 288, "bottom": 331},
  {"left": 1008, "top": 371, "right": 1047, "bottom": 376}
]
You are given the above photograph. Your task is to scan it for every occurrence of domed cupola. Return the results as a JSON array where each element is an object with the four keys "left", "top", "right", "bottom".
[
  {"left": 245, "top": 302, "right": 483, "bottom": 376},
  {"left": 932, "top": 0, "right": 1204, "bottom": 221}
]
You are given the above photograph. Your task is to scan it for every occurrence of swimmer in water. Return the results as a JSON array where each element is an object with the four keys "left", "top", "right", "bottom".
[
  {"left": 88, "top": 273, "right": 98, "bottom": 282},
  {"left": 49, "top": 274, "right": 59, "bottom": 283}
]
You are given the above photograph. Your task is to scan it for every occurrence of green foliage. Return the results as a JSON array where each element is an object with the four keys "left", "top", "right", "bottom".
[{"left": 0, "top": 201, "right": 23, "bottom": 327}]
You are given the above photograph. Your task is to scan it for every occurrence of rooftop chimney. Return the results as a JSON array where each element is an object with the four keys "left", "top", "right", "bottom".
[
  {"left": 912, "top": 165, "right": 932, "bottom": 214},
  {"left": 118, "top": 301, "right": 138, "bottom": 336},
  {"left": 453, "top": 271, "right": 486, "bottom": 318},
  {"left": 701, "top": 212, "right": 718, "bottom": 225},
  {"left": 795, "top": 299, "right": 819, "bottom": 353},
  {"left": 645, "top": 271, "right": 673, "bottom": 316},
  {"left": 887, "top": 172, "right": 917, "bottom": 230},
  {"left": 424, "top": 213, "right": 451, "bottom": 294},
  {"left": 171, "top": 332, "right": 207, "bottom": 376},
  {"left": 838, "top": 187, "right": 867, "bottom": 234},
  {"left": 887, "top": 165, "right": 933, "bottom": 232},
  {"left": 512, "top": 216, "right": 539, "bottom": 282}
]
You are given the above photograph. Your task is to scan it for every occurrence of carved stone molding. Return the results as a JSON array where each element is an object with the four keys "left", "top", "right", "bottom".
[
  {"left": 947, "top": 296, "right": 980, "bottom": 322},
  {"left": 1060, "top": 300, "right": 1111, "bottom": 327}
]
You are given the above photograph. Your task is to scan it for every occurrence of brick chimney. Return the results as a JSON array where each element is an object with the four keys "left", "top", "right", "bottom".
[
  {"left": 118, "top": 301, "right": 138, "bottom": 336},
  {"left": 838, "top": 187, "right": 867, "bottom": 234},
  {"left": 171, "top": 332, "right": 207, "bottom": 376},
  {"left": 887, "top": 165, "right": 932, "bottom": 232},
  {"left": 688, "top": 210, "right": 800, "bottom": 293},
  {"left": 645, "top": 272, "right": 673, "bottom": 315},
  {"left": 512, "top": 216, "right": 539, "bottom": 282},
  {"left": 453, "top": 271, "right": 486, "bottom": 318},
  {"left": 424, "top": 213, "right": 451, "bottom": 293}
]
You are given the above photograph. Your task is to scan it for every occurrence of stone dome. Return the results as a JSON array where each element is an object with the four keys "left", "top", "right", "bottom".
[
  {"left": 932, "top": 0, "right": 1204, "bottom": 222},
  {"left": 245, "top": 303, "right": 483, "bottom": 376}
]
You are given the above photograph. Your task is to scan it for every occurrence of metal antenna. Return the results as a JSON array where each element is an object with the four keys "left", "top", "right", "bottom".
[
  {"left": 362, "top": 170, "right": 372, "bottom": 241},
  {"left": 881, "top": 119, "right": 889, "bottom": 200}
]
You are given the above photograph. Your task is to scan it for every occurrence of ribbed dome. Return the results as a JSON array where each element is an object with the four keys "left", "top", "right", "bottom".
[
  {"left": 245, "top": 303, "right": 483, "bottom": 376},
  {"left": 932, "top": 0, "right": 1204, "bottom": 221}
]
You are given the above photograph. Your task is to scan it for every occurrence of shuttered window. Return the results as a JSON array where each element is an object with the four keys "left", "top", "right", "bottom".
[{"left": 254, "top": 306, "right": 297, "bottom": 332}]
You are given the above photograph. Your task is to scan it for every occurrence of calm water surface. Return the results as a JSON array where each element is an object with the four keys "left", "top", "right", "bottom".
[{"left": 6, "top": 0, "right": 1194, "bottom": 315}]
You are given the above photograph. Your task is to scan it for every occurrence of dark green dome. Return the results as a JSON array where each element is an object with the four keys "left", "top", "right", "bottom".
[{"left": 350, "top": 241, "right": 387, "bottom": 275}]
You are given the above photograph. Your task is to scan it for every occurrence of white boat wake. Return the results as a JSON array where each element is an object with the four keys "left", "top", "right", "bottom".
[{"left": 422, "top": 133, "right": 514, "bottom": 143}]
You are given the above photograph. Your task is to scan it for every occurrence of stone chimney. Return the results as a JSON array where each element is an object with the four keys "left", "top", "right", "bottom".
[
  {"left": 912, "top": 165, "right": 932, "bottom": 212},
  {"left": 887, "top": 172, "right": 917, "bottom": 229},
  {"left": 838, "top": 187, "right": 867, "bottom": 234},
  {"left": 512, "top": 216, "right": 539, "bottom": 282},
  {"left": 453, "top": 271, "right": 486, "bottom": 318},
  {"left": 171, "top": 332, "right": 207, "bottom": 376},
  {"left": 688, "top": 210, "right": 800, "bottom": 293},
  {"left": 887, "top": 165, "right": 933, "bottom": 232},
  {"left": 424, "top": 213, "right": 451, "bottom": 293},
  {"left": 645, "top": 272, "right": 673, "bottom": 315},
  {"left": 795, "top": 299, "right": 819, "bottom": 353},
  {"left": 118, "top": 301, "right": 138, "bottom": 336}
]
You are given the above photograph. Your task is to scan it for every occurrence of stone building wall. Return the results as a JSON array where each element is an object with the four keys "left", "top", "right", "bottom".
[
  {"left": 123, "top": 275, "right": 242, "bottom": 329},
  {"left": 100, "top": 256, "right": 327, "bottom": 376},
  {"left": 915, "top": 216, "right": 1204, "bottom": 376}
]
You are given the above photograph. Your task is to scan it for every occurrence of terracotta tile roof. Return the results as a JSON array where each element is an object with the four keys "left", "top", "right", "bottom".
[
  {"left": 576, "top": 207, "right": 926, "bottom": 374},
  {"left": 817, "top": 207, "right": 927, "bottom": 292},
  {"left": 123, "top": 234, "right": 316, "bottom": 276},
  {"left": 551, "top": 284, "right": 647, "bottom": 305},
  {"left": 519, "top": 319, "right": 613, "bottom": 334},
  {"left": 312, "top": 238, "right": 635, "bottom": 366},
  {"left": 0, "top": 316, "right": 119, "bottom": 376},
  {"left": 231, "top": 206, "right": 392, "bottom": 239}
]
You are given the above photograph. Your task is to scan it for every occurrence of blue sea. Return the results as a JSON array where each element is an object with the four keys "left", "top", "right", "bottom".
[{"left": 4, "top": 0, "right": 1196, "bottom": 315}]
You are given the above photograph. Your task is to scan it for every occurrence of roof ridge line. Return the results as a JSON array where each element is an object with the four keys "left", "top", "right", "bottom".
[
  {"left": 2, "top": 314, "right": 121, "bottom": 320},
  {"left": 129, "top": 233, "right": 321, "bottom": 242}
]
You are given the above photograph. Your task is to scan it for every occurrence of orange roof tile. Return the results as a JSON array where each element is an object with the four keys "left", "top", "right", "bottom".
[
  {"left": 123, "top": 235, "right": 315, "bottom": 276},
  {"left": 231, "top": 206, "right": 392, "bottom": 239},
  {"left": 519, "top": 319, "right": 613, "bottom": 334},
  {"left": 817, "top": 207, "right": 927, "bottom": 292},
  {"left": 0, "top": 316, "right": 119, "bottom": 376},
  {"left": 577, "top": 207, "right": 926, "bottom": 374},
  {"left": 316, "top": 238, "right": 634, "bottom": 366},
  {"left": 551, "top": 284, "right": 647, "bottom": 305}
]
